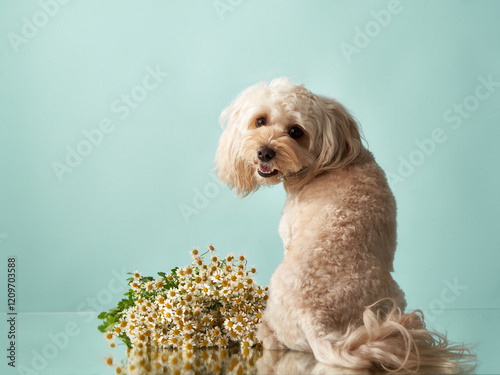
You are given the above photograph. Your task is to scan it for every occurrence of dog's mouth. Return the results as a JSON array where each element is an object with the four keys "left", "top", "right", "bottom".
[{"left": 258, "top": 164, "right": 279, "bottom": 178}]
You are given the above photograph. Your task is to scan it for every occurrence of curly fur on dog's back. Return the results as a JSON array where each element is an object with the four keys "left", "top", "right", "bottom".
[{"left": 262, "top": 153, "right": 474, "bottom": 372}]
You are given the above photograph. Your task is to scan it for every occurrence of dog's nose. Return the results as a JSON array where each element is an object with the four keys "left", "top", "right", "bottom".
[{"left": 257, "top": 146, "right": 276, "bottom": 162}]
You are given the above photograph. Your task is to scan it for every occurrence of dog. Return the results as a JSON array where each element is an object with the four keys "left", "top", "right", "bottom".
[{"left": 215, "top": 78, "right": 475, "bottom": 372}]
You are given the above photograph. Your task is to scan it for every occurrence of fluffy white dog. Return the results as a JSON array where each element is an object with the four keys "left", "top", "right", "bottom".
[{"left": 215, "top": 78, "right": 475, "bottom": 372}]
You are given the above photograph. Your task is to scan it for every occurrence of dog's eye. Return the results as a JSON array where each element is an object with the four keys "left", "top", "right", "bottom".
[
  {"left": 255, "top": 117, "right": 267, "bottom": 127},
  {"left": 288, "top": 126, "right": 304, "bottom": 139}
]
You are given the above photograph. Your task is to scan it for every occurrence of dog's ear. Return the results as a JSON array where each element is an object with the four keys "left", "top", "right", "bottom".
[
  {"left": 215, "top": 102, "right": 258, "bottom": 197},
  {"left": 313, "top": 95, "right": 364, "bottom": 170}
]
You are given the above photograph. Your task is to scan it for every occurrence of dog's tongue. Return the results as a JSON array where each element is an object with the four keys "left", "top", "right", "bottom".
[{"left": 259, "top": 164, "right": 273, "bottom": 173}]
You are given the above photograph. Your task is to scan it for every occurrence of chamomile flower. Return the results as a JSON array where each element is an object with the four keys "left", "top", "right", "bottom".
[
  {"left": 210, "top": 270, "right": 224, "bottom": 283},
  {"left": 209, "top": 253, "right": 220, "bottom": 264},
  {"left": 192, "top": 256, "right": 204, "bottom": 267},
  {"left": 144, "top": 281, "right": 155, "bottom": 292},
  {"left": 190, "top": 247, "right": 200, "bottom": 259},
  {"left": 104, "top": 354, "right": 114, "bottom": 366},
  {"left": 130, "top": 280, "right": 141, "bottom": 292},
  {"left": 200, "top": 283, "right": 211, "bottom": 296}
]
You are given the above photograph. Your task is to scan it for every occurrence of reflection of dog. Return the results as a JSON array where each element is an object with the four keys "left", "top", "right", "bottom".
[
  {"left": 216, "top": 78, "right": 475, "bottom": 371},
  {"left": 257, "top": 349, "right": 370, "bottom": 375}
]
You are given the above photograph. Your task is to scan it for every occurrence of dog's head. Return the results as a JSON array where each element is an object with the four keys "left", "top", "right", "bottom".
[{"left": 215, "top": 77, "right": 364, "bottom": 196}]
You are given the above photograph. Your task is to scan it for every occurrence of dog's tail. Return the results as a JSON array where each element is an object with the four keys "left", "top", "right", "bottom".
[{"left": 312, "top": 299, "right": 477, "bottom": 373}]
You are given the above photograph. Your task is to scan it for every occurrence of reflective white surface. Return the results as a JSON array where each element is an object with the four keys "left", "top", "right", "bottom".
[{"left": 2, "top": 309, "right": 497, "bottom": 374}]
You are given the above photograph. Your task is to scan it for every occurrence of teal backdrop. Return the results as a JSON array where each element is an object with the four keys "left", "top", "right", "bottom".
[{"left": 0, "top": 0, "right": 499, "bottom": 371}]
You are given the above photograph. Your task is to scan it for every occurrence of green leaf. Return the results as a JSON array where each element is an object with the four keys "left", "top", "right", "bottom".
[{"left": 119, "top": 332, "right": 132, "bottom": 349}]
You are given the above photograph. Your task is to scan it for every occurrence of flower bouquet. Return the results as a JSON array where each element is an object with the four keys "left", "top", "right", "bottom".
[{"left": 98, "top": 245, "right": 268, "bottom": 354}]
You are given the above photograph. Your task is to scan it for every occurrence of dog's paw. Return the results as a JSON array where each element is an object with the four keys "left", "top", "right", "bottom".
[{"left": 257, "top": 321, "right": 287, "bottom": 350}]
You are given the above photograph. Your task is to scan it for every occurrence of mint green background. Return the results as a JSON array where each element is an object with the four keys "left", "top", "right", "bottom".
[{"left": 0, "top": 0, "right": 499, "bottom": 335}]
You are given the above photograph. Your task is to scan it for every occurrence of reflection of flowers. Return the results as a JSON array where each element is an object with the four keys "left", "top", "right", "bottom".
[
  {"left": 98, "top": 245, "right": 268, "bottom": 353},
  {"left": 107, "top": 346, "right": 263, "bottom": 375}
]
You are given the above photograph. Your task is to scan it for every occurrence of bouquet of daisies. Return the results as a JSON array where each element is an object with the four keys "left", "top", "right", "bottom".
[{"left": 98, "top": 245, "right": 268, "bottom": 352}]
